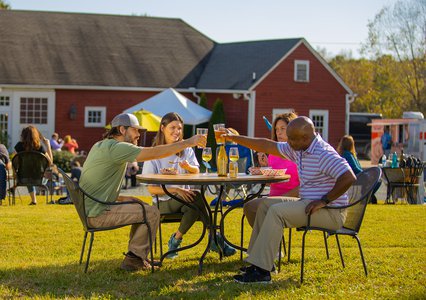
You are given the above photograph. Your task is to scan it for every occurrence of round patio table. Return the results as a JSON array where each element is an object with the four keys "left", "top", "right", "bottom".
[{"left": 137, "top": 172, "right": 290, "bottom": 274}]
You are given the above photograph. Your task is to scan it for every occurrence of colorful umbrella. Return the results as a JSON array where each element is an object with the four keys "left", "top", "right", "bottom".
[{"left": 132, "top": 110, "right": 161, "bottom": 132}]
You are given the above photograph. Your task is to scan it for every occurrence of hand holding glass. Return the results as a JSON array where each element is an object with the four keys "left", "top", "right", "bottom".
[
  {"left": 213, "top": 123, "right": 226, "bottom": 145},
  {"left": 229, "top": 147, "right": 239, "bottom": 162},
  {"left": 196, "top": 128, "right": 208, "bottom": 148},
  {"left": 202, "top": 147, "right": 212, "bottom": 175}
]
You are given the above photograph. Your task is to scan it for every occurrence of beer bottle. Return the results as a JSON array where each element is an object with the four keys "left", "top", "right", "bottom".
[{"left": 217, "top": 145, "right": 228, "bottom": 176}]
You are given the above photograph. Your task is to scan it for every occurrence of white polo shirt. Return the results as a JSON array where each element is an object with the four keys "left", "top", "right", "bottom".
[{"left": 277, "top": 134, "right": 351, "bottom": 206}]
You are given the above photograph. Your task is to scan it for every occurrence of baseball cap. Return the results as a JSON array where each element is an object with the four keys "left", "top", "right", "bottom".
[{"left": 111, "top": 113, "right": 145, "bottom": 130}]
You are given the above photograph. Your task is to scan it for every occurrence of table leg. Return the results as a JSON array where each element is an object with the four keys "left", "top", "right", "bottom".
[
  {"left": 159, "top": 185, "right": 208, "bottom": 267},
  {"left": 220, "top": 184, "right": 266, "bottom": 252}
]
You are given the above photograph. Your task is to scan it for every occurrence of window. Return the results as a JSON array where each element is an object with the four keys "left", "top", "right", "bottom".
[
  {"left": 20, "top": 97, "right": 48, "bottom": 124},
  {"left": 0, "top": 96, "right": 10, "bottom": 106},
  {"left": 294, "top": 60, "right": 309, "bottom": 82},
  {"left": 309, "top": 109, "right": 329, "bottom": 141},
  {"left": 85, "top": 106, "right": 106, "bottom": 127}
]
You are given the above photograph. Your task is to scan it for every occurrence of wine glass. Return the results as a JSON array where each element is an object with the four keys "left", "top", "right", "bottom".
[
  {"left": 202, "top": 147, "right": 212, "bottom": 175},
  {"left": 229, "top": 147, "right": 239, "bottom": 162}
]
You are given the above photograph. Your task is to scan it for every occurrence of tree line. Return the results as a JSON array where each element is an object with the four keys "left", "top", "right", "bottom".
[{"left": 328, "top": 0, "right": 425, "bottom": 118}]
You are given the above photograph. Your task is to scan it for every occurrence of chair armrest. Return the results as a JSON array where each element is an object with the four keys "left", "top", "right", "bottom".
[{"left": 79, "top": 187, "right": 145, "bottom": 207}]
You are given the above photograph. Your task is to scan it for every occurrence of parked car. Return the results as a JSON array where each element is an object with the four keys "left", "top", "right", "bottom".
[{"left": 349, "top": 112, "right": 383, "bottom": 159}]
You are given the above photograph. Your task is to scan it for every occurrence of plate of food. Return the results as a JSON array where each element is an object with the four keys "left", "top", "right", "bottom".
[
  {"left": 260, "top": 168, "right": 287, "bottom": 176},
  {"left": 160, "top": 167, "right": 178, "bottom": 175},
  {"left": 249, "top": 167, "right": 270, "bottom": 175}
]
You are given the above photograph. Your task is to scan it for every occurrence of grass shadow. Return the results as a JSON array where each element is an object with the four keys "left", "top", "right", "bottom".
[{"left": 0, "top": 255, "right": 304, "bottom": 299}]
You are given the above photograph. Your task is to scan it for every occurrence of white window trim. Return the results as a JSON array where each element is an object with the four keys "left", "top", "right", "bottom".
[
  {"left": 309, "top": 109, "right": 329, "bottom": 141},
  {"left": 84, "top": 106, "right": 106, "bottom": 128},
  {"left": 294, "top": 60, "right": 310, "bottom": 82}
]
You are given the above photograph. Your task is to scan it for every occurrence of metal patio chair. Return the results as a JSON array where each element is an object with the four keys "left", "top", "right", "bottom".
[
  {"left": 10, "top": 151, "right": 50, "bottom": 205},
  {"left": 282, "top": 167, "right": 381, "bottom": 283},
  {"left": 58, "top": 168, "right": 154, "bottom": 273}
]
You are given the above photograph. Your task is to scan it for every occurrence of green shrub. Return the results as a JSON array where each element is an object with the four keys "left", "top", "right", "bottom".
[{"left": 53, "top": 151, "right": 75, "bottom": 172}]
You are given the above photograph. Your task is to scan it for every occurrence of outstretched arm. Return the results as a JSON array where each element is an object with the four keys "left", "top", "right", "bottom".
[
  {"left": 135, "top": 134, "right": 206, "bottom": 162},
  {"left": 224, "top": 134, "right": 282, "bottom": 157}
]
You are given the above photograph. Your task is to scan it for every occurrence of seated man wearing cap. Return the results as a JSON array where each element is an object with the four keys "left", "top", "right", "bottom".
[{"left": 79, "top": 113, "right": 206, "bottom": 271}]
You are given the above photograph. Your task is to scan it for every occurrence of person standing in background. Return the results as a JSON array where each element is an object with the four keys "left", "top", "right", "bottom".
[{"left": 381, "top": 126, "right": 392, "bottom": 157}]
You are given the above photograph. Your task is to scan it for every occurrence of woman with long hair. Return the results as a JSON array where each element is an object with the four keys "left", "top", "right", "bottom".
[
  {"left": 14, "top": 125, "right": 53, "bottom": 205},
  {"left": 337, "top": 135, "right": 379, "bottom": 204},
  {"left": 142, "top": 112, "right": 235, "bottom": 258},
  {"left": 243, "top": 112, "right": 300, "bottom": 227},
  {"left": 336, "top": 135, "right": 363, "bottom": 174}
]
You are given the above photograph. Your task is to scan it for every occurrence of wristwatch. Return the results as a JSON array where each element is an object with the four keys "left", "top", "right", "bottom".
[{"left": 321, "top": 195, "right": 331, "bottom": 205}]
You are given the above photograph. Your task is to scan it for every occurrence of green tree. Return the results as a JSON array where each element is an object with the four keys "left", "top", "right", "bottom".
[
  {"left": 199, "top": 93, "right": 208, "bottom": 108},
  {"left": 0, "top": 0, "right": 10, "bottom": 9},
  {"left": 330, "top": 54, "right": 414, "bottom": 118},
  {"left": 362, "top": 0, "right": 426, "bottom": 113}
]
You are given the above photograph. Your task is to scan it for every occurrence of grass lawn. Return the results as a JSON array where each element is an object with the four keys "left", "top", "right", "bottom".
[{"left": 0, "top": 196, "right": 425, "bottom": 299}]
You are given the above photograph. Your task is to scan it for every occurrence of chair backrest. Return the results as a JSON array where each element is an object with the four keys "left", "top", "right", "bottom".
[
  {"left": 343, "top": 167, "right": 382, "bottom": 232},
  {"left": 408, "top": 162, "right": 425, "bottom": 184},
  {"left": 12, "top": 151, "right": 50, "bottom": 186},
  {"left": 58, "top": 168, "right": 90, "bottom": 231}
]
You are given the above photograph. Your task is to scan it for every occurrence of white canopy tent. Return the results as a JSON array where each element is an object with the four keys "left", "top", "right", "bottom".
[{"left": 123, "top": 88, "right": 212, "bottom": 125}]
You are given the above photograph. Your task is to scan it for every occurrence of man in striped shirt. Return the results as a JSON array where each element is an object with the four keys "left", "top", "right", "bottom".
[{"left": 227, "top": 116, "right": 356, "bottom": 284}]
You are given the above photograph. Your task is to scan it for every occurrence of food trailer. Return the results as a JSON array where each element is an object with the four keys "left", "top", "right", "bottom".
[{"left": 370, "top": 115, "right": 426, "bottom": 204}]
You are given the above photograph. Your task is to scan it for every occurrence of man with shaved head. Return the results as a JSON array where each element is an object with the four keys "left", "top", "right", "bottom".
[{"left": 225, "top": 116, "right": 356, "bottom": 283}]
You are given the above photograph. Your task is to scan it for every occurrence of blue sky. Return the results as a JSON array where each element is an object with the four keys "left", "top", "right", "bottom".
[{"left": 8, "top": 0, "right": 396, "bottom": 58}]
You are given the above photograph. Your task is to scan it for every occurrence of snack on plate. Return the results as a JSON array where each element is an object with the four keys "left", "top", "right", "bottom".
[
  {"left": 260, "top": 168, "right": 287, "bottom": 176},
  {"left": 160, "top": 167, "right": 178, "bottom": 175},
  {"left": 249, "top": 167, "right": 269, "bottom": 175}
]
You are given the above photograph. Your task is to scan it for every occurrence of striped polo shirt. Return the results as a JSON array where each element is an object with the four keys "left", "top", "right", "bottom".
[{"left": 277, "top": 134, "right": 351, "bottom": 206}]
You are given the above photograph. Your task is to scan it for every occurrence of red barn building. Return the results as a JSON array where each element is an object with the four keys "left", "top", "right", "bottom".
[{"left": 0, "top": 10, "right": 353, "bottom": 151}]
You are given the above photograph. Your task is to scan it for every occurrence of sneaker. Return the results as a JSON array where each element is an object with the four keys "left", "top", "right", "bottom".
[
  {"left": 210, "top": 233, "right": 237, "bottom": 257},
  {"left": 166, "top": 233, "right": 182, "bottom": 259},
  {"left": 233, "top": 266, "right": 271, "bottom": 284},
  {"left": 120, "top": 252, "right": 152, "bottom": 272},
  {"left": 240, "top": 264, "right": 276, "bottom": 274},
  {"left": 58, "top": 196, "right": 73, "bottom": 204}
]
